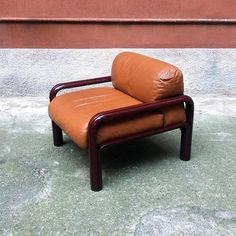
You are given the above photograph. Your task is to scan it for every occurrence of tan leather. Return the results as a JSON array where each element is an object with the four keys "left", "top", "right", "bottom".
[
  {"left": 161, "top": 104, "right": 186, "bottom": 127},
  {"left": 112, "top": 52, "right": 184, "bottom": 102},
  {"left": 49, "top": 87, "right": 164, "bottom": 149}
]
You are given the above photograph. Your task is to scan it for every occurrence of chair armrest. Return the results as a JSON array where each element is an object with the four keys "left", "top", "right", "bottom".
[
  {"left": 49, "top": 76, "right": 111, "bottom": 101},
  {"left": 88, "top": 95, "right": 194, "bottom": 146}
]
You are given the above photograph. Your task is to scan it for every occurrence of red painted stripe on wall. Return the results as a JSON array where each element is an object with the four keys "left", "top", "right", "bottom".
[
  {"left": 0, "top": 0, "right": 235, "bottom": 48},
  {"left": 1, "top": 0, "right": 235, "bottom": 19},
  {"left": 1, "top": 23, "right": 235, "bottom": 48}
]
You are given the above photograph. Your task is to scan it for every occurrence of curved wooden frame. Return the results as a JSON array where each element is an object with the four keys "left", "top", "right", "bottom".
[{"left": 49, "top": 76, "right": 194, "bottom": 191}]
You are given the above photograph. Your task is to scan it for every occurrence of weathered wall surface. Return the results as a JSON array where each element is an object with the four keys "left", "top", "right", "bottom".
[
  {"left": 0, "top": 49, "right": 235, "bottom": 97},
  {"left": 1, "top": 0, "right": 236, "bottom": 48},
  {"left": 2, "top": 0, "right": 236, "bottom": 19}
]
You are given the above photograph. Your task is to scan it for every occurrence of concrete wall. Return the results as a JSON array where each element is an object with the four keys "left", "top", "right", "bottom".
[{"left": 0, "top": 49, "right": 236, "bottom": 97}]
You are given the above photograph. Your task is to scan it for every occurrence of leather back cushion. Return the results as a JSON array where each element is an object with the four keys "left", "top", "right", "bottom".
[{"left": 112, "top": 52, "right": 184, "bottom": 102}]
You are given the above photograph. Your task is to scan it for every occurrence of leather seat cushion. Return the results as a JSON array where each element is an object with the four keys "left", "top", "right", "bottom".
[
  {"left": 112, "top": 52, "right": 184, "bottom": 102},
  {"left": 48, "top": 87, "right": 164, "bottom": 149}
]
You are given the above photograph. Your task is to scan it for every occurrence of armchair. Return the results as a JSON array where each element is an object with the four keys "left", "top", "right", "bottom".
[{"left": 48, "top": 52, "right": 194, "bottom": 191}]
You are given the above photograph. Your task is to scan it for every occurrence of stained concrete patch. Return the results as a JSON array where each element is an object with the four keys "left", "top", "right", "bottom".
[
  {"left": 135, "top": 207, "right": 236, "bottom": 236},
  {"left": 194, "top": 96, "right": 236, "bottom": 118},
  {"left": 0, "top": 97, "right": 50, "bottom": 134}
]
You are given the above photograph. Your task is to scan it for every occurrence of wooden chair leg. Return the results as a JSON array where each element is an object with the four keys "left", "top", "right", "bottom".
[
  {"left": 180, "top": 125, "right": 193, "bottom": 161},
  {"left": 180, "top": 98, "right": 194, "bottom": 161},
  {"left": 89, "top": 145, "right": 102, "bottom": 191},
  {"left": 52, "top": 121, "right": 63, "bottom": 146}
]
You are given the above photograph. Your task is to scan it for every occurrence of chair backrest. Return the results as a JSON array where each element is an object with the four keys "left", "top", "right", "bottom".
[{"left": 111, "top": 52, "right": 184, "bottom": 102}]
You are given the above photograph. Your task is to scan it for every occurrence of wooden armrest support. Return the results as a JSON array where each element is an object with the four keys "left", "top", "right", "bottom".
[{"left": 49, "top": 76, "right": 112, "bottom": 101}]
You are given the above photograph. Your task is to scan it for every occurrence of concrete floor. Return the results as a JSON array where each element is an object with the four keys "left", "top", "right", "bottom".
[{"left": 0, "top": 96, "right": 236, "bottom": 235}]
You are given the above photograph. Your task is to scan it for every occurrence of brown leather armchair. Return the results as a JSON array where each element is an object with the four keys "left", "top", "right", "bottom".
[{"left": 48, "top": 52, "right": 194, "bottom": 191}]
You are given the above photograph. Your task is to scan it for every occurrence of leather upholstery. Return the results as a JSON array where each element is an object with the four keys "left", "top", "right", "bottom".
[
  {"left": 112, "top": 52, "right": 184, "bottom": 102},
  {"left": 161, "top": 104, "right": 186, "bottom": 127},
  {"left": 49, "top": 87, "right": 164, "bottom": 149}
]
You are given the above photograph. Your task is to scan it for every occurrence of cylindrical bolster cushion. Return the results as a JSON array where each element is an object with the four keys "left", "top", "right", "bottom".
[{"left": 112, "top": 52, "right": 184, "bottom": 102}]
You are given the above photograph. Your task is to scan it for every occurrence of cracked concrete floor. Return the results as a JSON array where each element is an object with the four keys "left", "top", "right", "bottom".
[{"left": 0, "top": 96, "right": 236, "bottom": 235}]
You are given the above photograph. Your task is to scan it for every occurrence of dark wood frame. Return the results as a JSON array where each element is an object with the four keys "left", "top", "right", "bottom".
[{"left": 49, "top": 76, "right": 194, "bottom": 191}]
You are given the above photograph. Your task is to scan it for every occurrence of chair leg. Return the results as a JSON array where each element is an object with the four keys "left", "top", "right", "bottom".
[
  {"left": 180, "top": 124, "right": 193, "bottom": 161},
  {"left": 89, "top": 145, "right": 102, "bottom": 191},
  {"left": 52, "top": 121, "right": 63, "bottom": 146}
]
